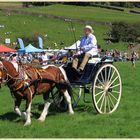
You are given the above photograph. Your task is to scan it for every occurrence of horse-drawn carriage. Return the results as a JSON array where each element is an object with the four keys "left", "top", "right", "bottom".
[
  {"left": 0, "top": 54, "right": 122, "bottom": 126},
  {"left": 62, "top": 56, "right": 122, "bottom": 114}
]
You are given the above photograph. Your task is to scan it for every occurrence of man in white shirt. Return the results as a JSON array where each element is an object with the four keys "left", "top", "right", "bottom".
[
  {"left": 72, "top": 25, "right": 98, "bottom": 72},
  {"left": 41, "top": 52, "right": 49, "bottom": 65}
]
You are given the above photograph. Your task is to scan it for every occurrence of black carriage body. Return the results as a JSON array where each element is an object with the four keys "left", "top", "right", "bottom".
[{"left": 63, "top": 61, "right": 113, "bottom": 85}]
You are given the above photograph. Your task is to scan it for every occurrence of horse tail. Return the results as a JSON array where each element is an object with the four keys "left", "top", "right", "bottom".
[{"left": 59, "top": 66, "right": 72, "bottom": 97}]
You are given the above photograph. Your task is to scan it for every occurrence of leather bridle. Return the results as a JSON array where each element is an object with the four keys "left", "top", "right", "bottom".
[{"left": 0, "top": 62, "right": 23, "bottom": 84}]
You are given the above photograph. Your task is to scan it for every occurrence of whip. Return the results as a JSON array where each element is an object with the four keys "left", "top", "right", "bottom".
[{"left": 65, "top": 19, "right": 78, "bottom": 52}]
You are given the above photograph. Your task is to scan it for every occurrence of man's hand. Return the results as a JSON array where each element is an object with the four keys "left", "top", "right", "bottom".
[
  {"left": 74, "top": 51, "right": 80, "bottom": 55},
  {"left": 80, "top": 46, "right": 85, "bottom": 51}
]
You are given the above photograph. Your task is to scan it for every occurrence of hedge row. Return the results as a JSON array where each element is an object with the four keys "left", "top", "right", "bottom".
[
  {"left": 91, "top": 4, "right": 124, "bottom": 11},
  {"left": 129, "top": 10, "right": 140, "bottom": 14}
]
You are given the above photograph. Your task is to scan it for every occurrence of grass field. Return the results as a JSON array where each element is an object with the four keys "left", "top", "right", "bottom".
[
  {"left": 0, "top": 4, "right": 139, "bottom": 50},
  {"left": 17, "top": 4, "right": 140, "bottom": 24},
  {"left": 0, "top": 61, "right": 140, "bottom": 138},
  {"left": 0, "top": 11, "right": 110, "bottom": 49},
  {"left": 0, "top": 9, "right": 129, "bottom": 51}
]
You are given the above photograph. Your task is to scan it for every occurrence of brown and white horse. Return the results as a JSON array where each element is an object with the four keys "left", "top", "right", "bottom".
[{"left": 0, "top": 61, "right": 74, "bottom": 126}]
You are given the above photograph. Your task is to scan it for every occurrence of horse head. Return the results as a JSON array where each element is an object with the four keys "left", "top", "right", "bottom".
[
  {"left": 0, "top": 61, "right": 19, "bottom": 86},
  {"left": 0, "top": 61, "right": 7, "bottom": 87}
]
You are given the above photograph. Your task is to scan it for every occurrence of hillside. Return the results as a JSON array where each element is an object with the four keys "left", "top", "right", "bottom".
[
  {"left": 14, "top": 4, "right": 140, "bottom": 24},
  {"left": 0, "top": 4, "right": 139, "bottom": 50}
]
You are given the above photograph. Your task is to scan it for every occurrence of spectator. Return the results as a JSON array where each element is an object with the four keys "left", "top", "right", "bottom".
[{"left": 41, "top": 52, "right": 49, "bottom": 65}]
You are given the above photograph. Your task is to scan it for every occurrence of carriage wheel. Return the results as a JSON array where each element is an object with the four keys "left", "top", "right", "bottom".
[
  {"left": 51, "top": 89, "right": 68, "bottom": 112},
  {"left": 92, "top": 64, "right": 122, "bottom": 114},
  {"left": 72, "top": 85, "right": 83, "bottom": 108}
]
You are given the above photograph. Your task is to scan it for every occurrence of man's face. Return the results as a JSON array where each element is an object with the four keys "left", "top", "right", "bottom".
[{"left": 84, "top": 28, "right": 91, "bottom": 36}]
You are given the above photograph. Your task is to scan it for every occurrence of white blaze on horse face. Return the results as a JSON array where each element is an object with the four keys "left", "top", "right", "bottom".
[
  {"left": 64, "top": 90, "right": 74, "bottom": 114},
  {"left": 38, "top": 102, "right": 51, "bottom": 122}
]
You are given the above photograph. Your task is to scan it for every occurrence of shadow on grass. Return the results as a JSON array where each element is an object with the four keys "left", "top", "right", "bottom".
[
  {"left": 33, "top": 102, "right": 98, "bottom": 116},
  {"left": 0, "top": 112, "right": 20, "bottom": 122},
  {"left": 0, "top": 103, "right": 97, "bottom": 123},
  {"left": 74, "top": 105, "right": 98, "bottom": 115},
  {"left": 31, "top": 103, "right": 63, "bottom": 119}
]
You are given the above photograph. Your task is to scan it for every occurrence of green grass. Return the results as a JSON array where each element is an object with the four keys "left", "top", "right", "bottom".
[
  {"left": 0, "top": 11, "right": 128, "bottom": 51},
  {"left": 16, "top": 4, "right": 140, "bottom": 24},
  {"left": 0, "top": 61, "right": 140, "bottom": 138}
]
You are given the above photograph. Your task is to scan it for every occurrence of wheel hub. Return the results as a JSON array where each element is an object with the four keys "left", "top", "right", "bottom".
[{"left": 103, "top": 81, "right": 110, "bottom": 95}]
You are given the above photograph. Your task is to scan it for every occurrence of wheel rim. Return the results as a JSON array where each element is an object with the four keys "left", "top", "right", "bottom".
[{"left": 93, "top": 64, "right": 122, "bottom": 114}]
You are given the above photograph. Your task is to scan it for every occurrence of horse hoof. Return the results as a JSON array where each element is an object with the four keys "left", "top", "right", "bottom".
[
  {"left": 24, "top": 122, "right": 31, "bottom": 126},
  {"left": 38, "top": 117, "right": 45, "bottom": 122},
  {"left": 21, "top": 112, "right": 27, "bottom": 120},
  {"left": 69, "top": 111, "right": 74, "bottom": 115}
]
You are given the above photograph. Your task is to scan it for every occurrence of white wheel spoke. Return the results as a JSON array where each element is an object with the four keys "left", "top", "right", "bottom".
[
  {"left": 100, "top": 94, "right": 105, "bottom": 110},
  {"left": 104, "top": 96, "right": 107, "bottom": 113},
  {"left": 109, "top": 92, "right": 118, "bottom": 101},
  {"left": 109, "top": 69, "right": 115, "bottom": 84},
  {"left": 109, "top": 83, "right": 120, "bottom": 89},
  {"left": 97, "top": 78, "right": 104, "bottom": 87},
  {"left": 95, "top": 85, "right": 104, "bottom": 90},
  {"left": 96, "top": 92, "right": 104, "bottom": 105},
  {"left": 107, "top": 96, "right": 111, "bottom": 112},
  {"left": 107, "top": 67, "right": 112, "bottom": 81},
  {"left": 105, "top": 67, "right": 107, "bottom": 82},
  {"left": 108, "top": 94, "right": 115, "bottom": 108},
  {"left": 100, "top": 71, "right": 105, "bottom": 83},
  {"left": 95, "top": 90, "right": 104, "bottom": 97},
  {"left": 109, "top": 76, "right": 119, "bottom": 87},
  {"left": 112, "top": 90, "right": 120, "bottom": 94}
]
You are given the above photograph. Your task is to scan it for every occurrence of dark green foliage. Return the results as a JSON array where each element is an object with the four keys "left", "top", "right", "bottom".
[
  {"left": 110, "top": 22, "right": 140, "bottom": 43},
  {"left": 129, "top": 10, "right": 140, "bottom": 14},
  {"left": 22, "top": 2, "right": 53, "bottom": 7},
  {"left": 22, "top": 2, "right": 140, "bottom": 9},
  {"left": 63, "top": 2, "right": 140, "bottom": 9}
]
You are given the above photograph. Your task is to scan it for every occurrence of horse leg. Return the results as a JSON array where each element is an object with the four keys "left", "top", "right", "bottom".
[
  {"left": 24, "top": 99, "right": 32, "bottom": 126},
  {"left": 38, "top": 93, "right": 51, "bottom": 122},
  {"left": 24, "top": 89, "right": 33, "bottom": 126},
  {"left": 63, "top": 90, "right": 74, "bottom": 114},
  {"left": 14, "top": 97, "right": 22, "bottom": 116}
]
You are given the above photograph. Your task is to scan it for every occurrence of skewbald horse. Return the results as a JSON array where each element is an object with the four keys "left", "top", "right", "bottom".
[{"left": 0, "top": 61, "right": 74, "bottom": 126}]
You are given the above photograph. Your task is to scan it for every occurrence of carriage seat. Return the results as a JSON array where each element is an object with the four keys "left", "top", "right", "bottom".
[
  {"left": 88, "top": 57, "right": 101, "bottom": 64},
  {"left": 88, "top": 55, "right": 113, "bottom": 64}
]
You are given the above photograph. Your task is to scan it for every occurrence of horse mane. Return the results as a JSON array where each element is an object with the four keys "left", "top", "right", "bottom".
[{"left": 2, "top": 60, "right": 19, "bottom": 77}]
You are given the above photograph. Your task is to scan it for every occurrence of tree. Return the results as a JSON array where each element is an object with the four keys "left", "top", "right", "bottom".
[{"left": 110, "top": 22, "right": 140, "bottom": 43}]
